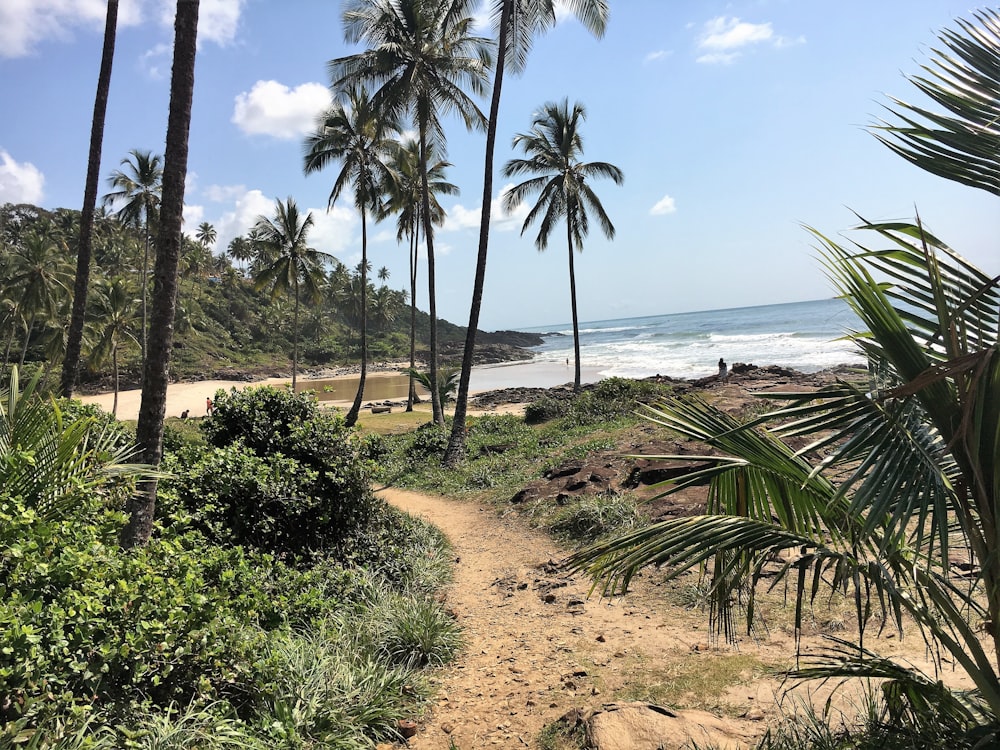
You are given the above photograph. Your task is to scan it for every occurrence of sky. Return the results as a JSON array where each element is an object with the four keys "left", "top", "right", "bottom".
[{"left": 1, "top": 0, "right": 996, "bottom": 331}]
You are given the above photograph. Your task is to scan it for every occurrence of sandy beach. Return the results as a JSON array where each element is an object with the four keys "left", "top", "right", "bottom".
[{"left": 78, "top": 359, "right": 605, "bottom": 421}]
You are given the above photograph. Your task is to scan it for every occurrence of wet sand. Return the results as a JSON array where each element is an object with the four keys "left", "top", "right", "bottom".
[{"left": 78, "top": 359, "right": 604, "bottom": 421}]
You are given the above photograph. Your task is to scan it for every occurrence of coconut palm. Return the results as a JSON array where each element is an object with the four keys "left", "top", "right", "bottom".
[
  {"left": 304, "top": 85, "right": 400, "bottom": 426},
  {"left": 446, "top": 0, "right": 609, "bottom": 464},
  {"left": 88, "top": 277, "right": 138, "bottom": 416},
  {"left": 251, "top": 198, "right": 329, "bottom": 391},
  {"left": 331, "top": 0, "right": 492, "bottom": 426},
  {"left": 195, "top": 221, "right": 216, "bottom": 249},
  {"left": 61, "top": 0, "right": 119, "bottom": 399},
  {"left": 571, "top": 11, "right": 1000, "bottom": 738},
  {"left": 124, "top": 0, "right": 199, "bottom": 549},
  {"left": 381, "top": 137, "right": 457, "bottom": 411},
  {"left": 502, "top": 99, "right": 623, "bottom": 391},
  {"left": 873, "top": 8, "right": 1000, "bottom": 196},
  {"left": 102, "top": 149, "right": 162, "bottom": 366}
]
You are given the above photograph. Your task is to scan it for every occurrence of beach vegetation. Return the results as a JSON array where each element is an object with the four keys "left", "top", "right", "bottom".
[
  {"left": 502, "top": 99, "right": 624, "bottom": 393},
  {"left": 567, "top": 9, "right": 1000, "bottom": 743},
  {"left": 447, "top": 0, "right": 611, "bottom": 467},
  {"left": 304, "top": 85, "right": 400, "bottom": 428},
  {"left": 330, "top": 0, "right": 493, "bottom": 428},
  {"left": 249, "top": 198, "right": 329, "bottom": 392},
  {"left": 1, "top": 373, "right": 457, "bottom": 745}
]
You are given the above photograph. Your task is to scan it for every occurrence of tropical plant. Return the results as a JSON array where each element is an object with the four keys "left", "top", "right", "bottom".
[
  {"left": 872, "top": 8, "right": 1000, "bottom": 197},
  {"left": 102, "top": 148, "right": 162, "bottom": 366},
  {"left": 123, "top": 1, "right": 199, "bottom": 549},
  {"left": 331, "top": 0, "right": 493, "bottom": 427},
  {"left": 569, "top": 10, "right": 1000, "bottom": 740},
  {"left": 502, "top": 98, "right": 623, "bottom": 391},
  {"left": 381, "top": 138, "right": 457, "bottom": 411},
  {"left": 61, "top": 0, "right": 119, "bottom": 399},
  {"left": 406, "top": 366, "right": 458, "bottom": 407},
  {"left": 304, "top": 85, "right": 399, "bottom": 427},
  {"left": 250, "top": 197, "right": 328, "bottom": 391},
  {"left": 195, "top": 220, "right": 216, "bottom": 249},
  {"left": 88, "top": 277, "right": 138, "bottom": 416},
  {"left": 446, "top": 0, "right": 610, "bottom": 465}
]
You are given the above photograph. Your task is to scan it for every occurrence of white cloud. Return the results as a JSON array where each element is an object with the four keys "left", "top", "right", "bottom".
[
  {"left": 695, "top": 16, "right": 800, "bottom": 64},
  {"left": 203, "top": 183, "right": 249, "bottom": 202},
  {"left": 442, "top": 183, "right": 528, "bottom": 233},
  {"left": 153, "top": 0, "right": 244, "bottom": 45},
  {"left": 232, "top": 80, "right": 331, "bottom": 139},
  {"left": 182, "top": 203, "right": 205, "bottom": 235},
  {"left": 213, "top": 188, "right": 275, "bottom": 252},
  {"left": 139, "top": 42, "right": 171, "bottom": 79},
  {"left": 644, "top": 50, "right": 670, "bottom": 64},
  {"left": 650, "top": 194, "right": 676, "bottom": 216},
  {"left": 0, "top": 149, "right": 45, "bottom": 203},
  {"left": 308, "top": 204, "right": 358, "bottom": 259},
  {"left": 0, "top": 0, "right": 142, "bottom": 59}
]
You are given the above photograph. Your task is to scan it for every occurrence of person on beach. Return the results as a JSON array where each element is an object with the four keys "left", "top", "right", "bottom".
[
  {"left": 718, "top": 358, "right": 728, "bottom": 380},
  {"left": 206, "top": 397, "right": 213, "bottom": 416}
]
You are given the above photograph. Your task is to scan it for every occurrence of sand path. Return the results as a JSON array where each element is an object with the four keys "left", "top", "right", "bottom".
[{"left": 377, "top": 487, "right": 766, "bottom": 748}]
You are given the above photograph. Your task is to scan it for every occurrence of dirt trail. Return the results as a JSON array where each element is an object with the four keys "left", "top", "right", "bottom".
[{"left": 379, "top": 487, "right": 766, "bottom": 749}]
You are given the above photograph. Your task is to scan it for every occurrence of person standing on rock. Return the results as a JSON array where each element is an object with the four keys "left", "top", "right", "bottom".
[{"left": 718, "top": 358, "right": 728, "bottom": 380}]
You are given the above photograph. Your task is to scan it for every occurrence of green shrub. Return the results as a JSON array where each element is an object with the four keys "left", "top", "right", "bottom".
[
  {"left": 404, "top": 423, "right": 449, "bottom": 462},
  {"left": 379, "top": 596, "right": 461, "bottom": 668},
  {"left": 546, "top": 493, "right": 642, "bottom": 542},
  {"left": 201, "top": 386, "right": 318, "bottom": 458},
  {"left": 524, "top": 395, "right": 567, "bottom": 424}
]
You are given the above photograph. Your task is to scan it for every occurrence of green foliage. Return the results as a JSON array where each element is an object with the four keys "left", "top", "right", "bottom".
[
  {"left": 379, "top": 596, "right": 462, "bottom": 668},
  {"left": 545, "top": 493, "right": 641, "bottom": 543}
]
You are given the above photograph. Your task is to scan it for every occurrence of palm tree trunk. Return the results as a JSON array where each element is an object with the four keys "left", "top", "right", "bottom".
[
  {"left": 112, "top": 344, "right": 119, "bottom": 416},
  {"left": 140, "top": 221, "right": 150, "bottom": 368},
  {"left": 418, "top": 130, "right": 444, "bottom": 426},
  {"left": 123, "top": 0, "right": 199, "bottom": 549},
  {"left": 19, "top": 313, "right": 35, "bottom": 367},
  {"left": 61, "top": 0, "right": 118, "bottom": 398},
  {"left": 407, "top": 225, "right": 418, "bottom": 411},
  {"left": 445, "top": 0, "right": 511, "bottom": 465},
  {"left": 346, "top": 206, "right": 369, "bottom": 426},
  {"left": 292, "top": 277, "right": 300, "bottom": 391},
  {"left": 567, "top": 222, "right": 581, "bottom": 391}
]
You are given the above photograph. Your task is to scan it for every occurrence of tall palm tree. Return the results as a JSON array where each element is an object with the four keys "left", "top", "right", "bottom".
[
  {"left": 102, "top": 149, "right": 162, "bottom": 367},
  {"left": 331, "top": 0, "right": 492, "bottom": 426},
  {"left": 61, "top": 0, "right": 119, "bottom": 399},
  {"left": 226, "top": 234, "right": 253, "bottom": 276},
  {"left": 446, "top": 0, "right": 609, "bottom": 463},
  {"left": 195, "top": 220, "right": 216, "bottom": 248},
  {"left": 251, "top": 198, "right": 328, "bottom": 391},
  {"left": 381, "top": 138, "right": 457, "bottom": 411},
  {"left": 573, "top": 11, "right": 1000, "bottom": 736},
  {"left": 88, "top": 277, "right": 138, "bottom": 416},
  {"left": 502, "top": 99, "right": 623, "bottom": 391},
  {"left": 304, "top": 86, "right": 399, "bottom": 426},
  {"left": 123, "top": 0, "right": 199, "bottom": 549}
]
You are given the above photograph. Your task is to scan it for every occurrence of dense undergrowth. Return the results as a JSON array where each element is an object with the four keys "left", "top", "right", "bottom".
[{"left": 1, "top": 381, "right": 458, "bottom": 749}]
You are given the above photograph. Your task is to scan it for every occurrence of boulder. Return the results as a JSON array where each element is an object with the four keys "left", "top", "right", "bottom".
[{"left": 584, "top": 702, "right": 751, "bottom": 750}]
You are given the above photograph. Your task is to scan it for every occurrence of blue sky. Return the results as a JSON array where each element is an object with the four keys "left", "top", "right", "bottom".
[{"left": 1, "top": 0, "right": 996, "bottom": 330}]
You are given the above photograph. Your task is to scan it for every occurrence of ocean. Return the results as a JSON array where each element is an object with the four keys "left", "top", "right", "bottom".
[{"left": 518, "top": 298, "right": 865, "bottom": 381}]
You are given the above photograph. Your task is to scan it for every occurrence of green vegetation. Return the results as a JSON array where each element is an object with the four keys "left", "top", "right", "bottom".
[{"left": 1, "top": 381, "right": 457, "bottom": 746}]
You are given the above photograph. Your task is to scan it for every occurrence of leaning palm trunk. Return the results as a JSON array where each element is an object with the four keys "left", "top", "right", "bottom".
[
  {"left": 346, "top": 208, "right": 369, "bottom": 426},
  {"left": 419, "top": 132, "right": 444, "bottom": 427},
  {"left": 61, "top": 0, "right": 118, "bottom": 398},
  {"left": 569, "top": 221, "right": 1000, "bottom": 729},
  {"left": 124, "top": 0, "right": 199, "bottom": 548}
]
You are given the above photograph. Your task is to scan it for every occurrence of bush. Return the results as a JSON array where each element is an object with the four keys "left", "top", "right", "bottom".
[
  {"left": 201, "top": 386, "right": 319, "bottom": 458},
  {"left": 524, "top": 395, "right": 568, "bottom": 425}
]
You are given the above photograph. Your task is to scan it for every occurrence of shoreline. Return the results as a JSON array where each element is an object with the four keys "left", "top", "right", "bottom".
[{"left": 78, "top": 358, "right": 604, "bottom": 421}]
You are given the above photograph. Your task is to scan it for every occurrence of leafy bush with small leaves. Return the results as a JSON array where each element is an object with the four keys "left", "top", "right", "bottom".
[
  {"left": 524, "top": 395, "right": 568, "bottom": 424},
  {"left": 404, "top": 423, "right": 449, "bottom": 462},
  {"left": 201, "top": 386, "right": 316, "bottom": 457}
]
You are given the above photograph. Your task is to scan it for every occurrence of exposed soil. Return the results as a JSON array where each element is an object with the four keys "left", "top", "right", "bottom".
[{"left": 377, "top": 365, "right": 975, "bottom": 749}]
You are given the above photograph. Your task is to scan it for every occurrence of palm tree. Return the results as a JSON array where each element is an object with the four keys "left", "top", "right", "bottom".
[
  {"left": 571, "top": 11, "right": 1000, "bottom": 736},
  {"left": 226, "top": 234, "right": 253, "bottom": 276},
  {"left": 6, "top": 231, "right": 73, "bottom": 368},
  {"left": 88, "top": 277, "right": 138, "bottom": 416},
  {"left": 304, "top": 85, "right": 399, "bottom": 426},
  {"left": 377, "top": 265, "right": 390, "bottom": 285},
  {"left": 381, "top": 137, "right": 457, "bottom": 411},
  {"left": 502, "top": 99, "right": 623, "bottom": 391},
  {"left": 251, "top": 198, "right": 328, "bottom": 391},
  {"left": 102, "top": 149, "right": 162, "bottom": 366},
  {"left": 331, "top": 0, "right": 492, "bottom": 427},
  {"left": 61, "top": 0, "right": 119, "bottom": 399},
  {"left": 872, "top": 8, "right": 1000, "bottom": 196},
  {"left": 195, "top": 220, "right": 216, "bottom": 248},
  {"left": 446, "top": 0, "right": 609, "bottom": 463},
  {"left": 124, "top": 0, "right": 199, "bottom": 549}
]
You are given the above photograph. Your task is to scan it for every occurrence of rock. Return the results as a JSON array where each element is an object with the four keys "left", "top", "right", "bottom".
[{"left": 585, "top": 703, "right": 751, "bottom": 750}]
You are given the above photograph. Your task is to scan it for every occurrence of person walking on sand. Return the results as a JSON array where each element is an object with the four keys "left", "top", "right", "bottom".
[
  {"left": 206, "top": 397, "right": 213, "bottom": 416},
  {"left": 718, "top": 358, "right": 728, "bottom": 380}
]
